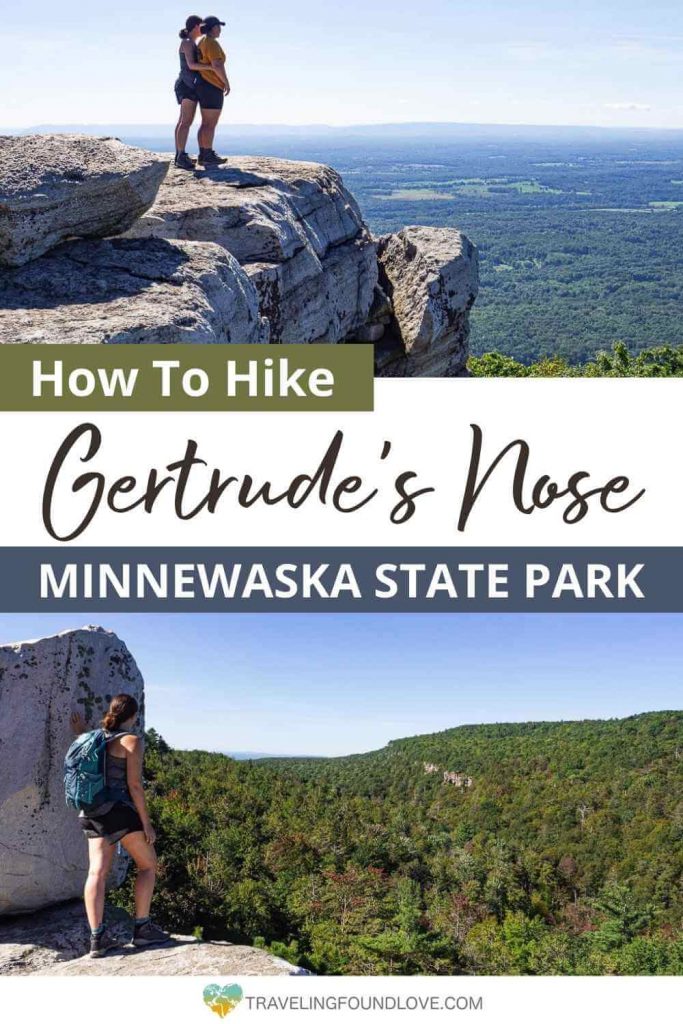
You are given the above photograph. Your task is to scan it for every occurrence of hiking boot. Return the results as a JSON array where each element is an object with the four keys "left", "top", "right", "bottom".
[
  {"left": 174, "top": 151, "right": 196, "bottom": 171},
  {"left": 198, "top": 148, "right": 227, "bottom": 166},
  {"left": 132, "top": 920, "right": 172, "bottom": 948},
  {"left": 90, "top": 929, "right": 121, "bottom": 959}
]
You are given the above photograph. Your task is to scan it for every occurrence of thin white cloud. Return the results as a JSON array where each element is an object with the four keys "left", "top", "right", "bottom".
[{"left": 604, "top": 102, "right": 652, "bottom": 111}]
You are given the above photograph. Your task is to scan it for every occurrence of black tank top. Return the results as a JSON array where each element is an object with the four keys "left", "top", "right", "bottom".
[
  {"left": 179, "top": 42, "right": 199, "bottom": 88},
  {"left": 105, "top": 731, "right": 133, "bottom": 805}
]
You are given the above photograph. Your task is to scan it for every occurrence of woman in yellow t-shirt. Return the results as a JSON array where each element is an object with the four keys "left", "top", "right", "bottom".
[{"left": 195, "top": 16, "right": 230, "bottom": 167}]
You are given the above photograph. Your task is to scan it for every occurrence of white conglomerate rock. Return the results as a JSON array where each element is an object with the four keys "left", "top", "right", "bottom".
[
  {"left": 0, "top": 627, "right": 144, "bottom": 915},
  {"left": 0, "top": 901, "right": 311, "bottom": 976},
  {"left": 375, "top": 226, "right": 479, "bottom": 377},
  {"left": 125, "top": 157, "right": 378, "bottom": 344},
  {"left": 0, "top": 237, "right": 267, "bottom": 344},
  {"left": 0, "top": 135, "right": 169, "bottom": 267}
]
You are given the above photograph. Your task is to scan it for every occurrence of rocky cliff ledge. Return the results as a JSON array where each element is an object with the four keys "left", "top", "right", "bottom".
[
  {"left": 0, "top": 626, "right": 144, "bottom": 916},
  {"left": 0, "top": 901, "right": 307, "bottom": 976},
  {"left": 0, "top": 134, "right": 478, "bottom": 375}
]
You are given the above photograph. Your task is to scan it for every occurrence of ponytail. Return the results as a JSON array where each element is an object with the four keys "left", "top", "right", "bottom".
[
  {"left": 179, "top": 15, "right": 202, "bottom": 39},
  {"left": 102, "top": 693, "right": 139, "bottom": 732}
]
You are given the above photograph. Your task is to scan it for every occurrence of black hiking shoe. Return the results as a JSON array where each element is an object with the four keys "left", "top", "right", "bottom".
[
  {"left": 90, "top": 929, "right": 121, "bottom": 959},
  {"left": 198, "top": 148, "right": 227, "bottom": 166},
  {"left": 132, "top": 920, "right": 172, "bottom": 948},
  {"left": 174, "top": 151, "right": 196, "bottom": 171}
]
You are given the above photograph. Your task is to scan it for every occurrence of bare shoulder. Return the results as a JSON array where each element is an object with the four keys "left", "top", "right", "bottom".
[{"left": 120, "top": 734, "right": 143, "bottom": 755}]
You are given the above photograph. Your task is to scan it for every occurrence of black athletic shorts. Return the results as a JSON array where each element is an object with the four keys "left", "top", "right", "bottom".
[
  {"left": 80, "top": 802, "right": 144, "bottom": 845},
  {"left": 195, "top": 77, "right": 224, "bottom": 111},
  {"left": 175, "top": 77, "right": 200, "bottom": 104}
]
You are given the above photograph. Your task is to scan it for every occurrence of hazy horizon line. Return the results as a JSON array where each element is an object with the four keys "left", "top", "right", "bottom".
[{"left": 3, "top": 118, "right": 683, "bottom": 134}]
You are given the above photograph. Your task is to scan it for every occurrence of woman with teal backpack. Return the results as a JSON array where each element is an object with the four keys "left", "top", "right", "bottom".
[{"left": 69, "top": 694, "right": 170, "bottom": 958}]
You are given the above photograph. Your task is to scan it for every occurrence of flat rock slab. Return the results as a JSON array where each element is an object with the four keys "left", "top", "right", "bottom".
[
  {"left": 0, "top": 627, "right": 144, "bottom": 915},
  {"left": 126, "top": 157, "right": 377, "bottom": 343},
  {"left": 45, "top": 939, "right": 308, "bottom": 976},
  {"left": 0, "top": 135, "right": 169, "bottom": 267},
  {"left": 0, "top": 237, "right": 265, "bottom": 344},
  {"left": 0, "top": 900, "right": 308, "bottom": 976}
]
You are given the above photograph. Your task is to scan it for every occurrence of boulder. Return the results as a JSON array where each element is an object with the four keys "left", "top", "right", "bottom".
[
  {"left": 0, "top": 135, "right": 169, "bottom": 267},
  {"left": 0, "top": 627, "right": 144, "bottom": 916},
  {"left": 0, "top": 237, "right": 266, "bottom": 344},
  {"left": 0, "top": 901, "right": 309, "bottom": 976},
  {"left": 376, "top": 226, "right": 479, "bottom": 377},
  {"left": 125, "top": 158, "right": 378, "bottom": 344}
]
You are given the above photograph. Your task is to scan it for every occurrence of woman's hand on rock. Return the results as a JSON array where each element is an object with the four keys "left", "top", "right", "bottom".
[{"left": 70, "top": 711, "right": 86, "bottom": 735}]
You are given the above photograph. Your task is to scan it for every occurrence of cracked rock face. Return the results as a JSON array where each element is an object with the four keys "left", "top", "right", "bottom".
[
  {"left": 0, "top": 627, "right": 144, "bottom": 916},
  {"left": 0, "top": 237, "right": 266, "bottom": 344},
  {"left": 125, "top": 157, "right": 378, "bottom": 344},
  {"left": 0, "top": 135, "right": 169, "bottom": 267},
  {"left": 376, "top": 226, "right": 479, "bottom": 377}
]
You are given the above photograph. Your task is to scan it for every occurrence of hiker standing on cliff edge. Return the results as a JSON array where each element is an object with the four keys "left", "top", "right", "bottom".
[
  {"left": 195, "top": 16, "right": 230, "bottom": 167},
  {"left": 174, "top": 15, "right": 206, "bottom": 170},
  {"left": 67, "top": 695, "right": 171, "bottom": 958}
]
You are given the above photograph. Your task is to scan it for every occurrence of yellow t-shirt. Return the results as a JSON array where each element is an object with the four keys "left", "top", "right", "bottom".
[{"left": 198, "top": 36, "right": 226, "bottom": 89}]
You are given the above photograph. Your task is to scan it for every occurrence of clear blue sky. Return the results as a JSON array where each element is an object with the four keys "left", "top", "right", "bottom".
[
  {"left": 2, "top": 1, "right": 681, "bottom": 129},
  {"left": 0, "top": 614, "right": 680, "bottom": 756}
]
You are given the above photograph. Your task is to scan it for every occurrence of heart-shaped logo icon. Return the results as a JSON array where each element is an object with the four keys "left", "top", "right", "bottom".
[{"left": 203, "top": 984, "right": 244, "bottom": 1018}]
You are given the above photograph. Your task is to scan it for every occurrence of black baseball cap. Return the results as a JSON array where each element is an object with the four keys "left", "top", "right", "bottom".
[{"left": 202, "top": 16, "right": 225, "bottom": 30}]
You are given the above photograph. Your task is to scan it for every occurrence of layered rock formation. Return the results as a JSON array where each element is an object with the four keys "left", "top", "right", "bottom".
[
  {"left": 0, "top": 134, "right": 479, "bottom": 374},
  {"left": 0, "top": 627, "right": 144, "bottom": 915},
  {"left": 0, "top": 901, "right": 308, "bottom": 976},
  {"left": 0, "top": 238, "right": 265, "bottom": 345},
  {"left": 0, "top": 135, "right": 169, "bottom": 266},
  {"left": 126, "top": 158, "right": 377, "bottom": 345}
]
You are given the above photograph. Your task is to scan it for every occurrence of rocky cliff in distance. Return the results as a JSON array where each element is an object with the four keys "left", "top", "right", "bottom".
[
  {"left": 0, "top": 134, "right": 479, "bottom": 374},
  {"left": 0, "top": 626, "right": 144, "bottom": 916}
]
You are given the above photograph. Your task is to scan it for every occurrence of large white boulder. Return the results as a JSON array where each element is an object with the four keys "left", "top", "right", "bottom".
[
  {"left": 0, "top": 135, "right": 169, "bottom": 267},
  {"left": 0, "top": 626, "right": 145, "bottom": 916}
]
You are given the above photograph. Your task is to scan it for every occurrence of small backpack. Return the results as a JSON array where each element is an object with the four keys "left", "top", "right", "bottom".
[{"left": 64, "top": 728, "right": 113, "bottom": 812}]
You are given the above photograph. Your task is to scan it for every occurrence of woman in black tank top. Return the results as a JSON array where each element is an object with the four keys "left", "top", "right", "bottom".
[
  {"left": 70, "top": 694, "right": 171, "bottom": 958},
  {"left": 174, "top": 15, "right": 205, "bottom": 170}
]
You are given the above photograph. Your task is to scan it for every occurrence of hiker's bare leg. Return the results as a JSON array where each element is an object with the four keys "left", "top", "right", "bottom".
[
  {"left": 84, "top": 838, "right": 115, "bottom": 930},
  {"left": 176, "top": 99, "right": 197, "bottom": 153},
  {"left": 198, "top": 108, "right": 221, "bottom": 151},
  {"left": 121, "top": 831, "right": 157, "bottom": 920}
]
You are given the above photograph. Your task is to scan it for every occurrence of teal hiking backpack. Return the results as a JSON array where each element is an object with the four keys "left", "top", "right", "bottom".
[{"left": 64, "top": 728, "right": 111, "bottom": 812}]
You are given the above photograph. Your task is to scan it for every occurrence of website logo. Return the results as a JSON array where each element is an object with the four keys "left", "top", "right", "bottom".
[{"left": 203, "top": 983, "right": 244, "bottom": 1018}]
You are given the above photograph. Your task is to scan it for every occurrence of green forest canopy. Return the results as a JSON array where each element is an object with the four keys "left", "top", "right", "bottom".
[{"left": 111, "top": 711, "right": 683, "bottom": 976}]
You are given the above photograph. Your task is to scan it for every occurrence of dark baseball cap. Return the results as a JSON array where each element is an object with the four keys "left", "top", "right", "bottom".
[{"left": 202, "top": 16, "right": 225, "bottom": 30}]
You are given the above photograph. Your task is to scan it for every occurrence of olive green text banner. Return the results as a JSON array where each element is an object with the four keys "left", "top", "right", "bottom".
[{"left": 0, "top": 344, "right": 374, "bottom": 412}]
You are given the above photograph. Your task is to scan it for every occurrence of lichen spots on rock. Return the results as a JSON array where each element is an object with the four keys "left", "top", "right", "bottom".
[{"left": 0, "top": 627, "right": 144, "bottom": 915}]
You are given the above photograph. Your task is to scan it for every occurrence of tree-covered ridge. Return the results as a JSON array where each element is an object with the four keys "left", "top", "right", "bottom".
[
  {"left": 468, "top": 342, "right": 683, "bottom": 377},
  {"left": 112, "top": 712, "right": 683, "bottom": 976}
]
